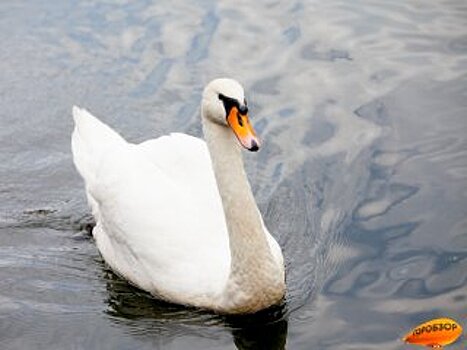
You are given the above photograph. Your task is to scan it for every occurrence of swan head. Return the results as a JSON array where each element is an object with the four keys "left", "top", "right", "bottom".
[{"left": 202, "top": 78, "right": 260, "bottom": 152}]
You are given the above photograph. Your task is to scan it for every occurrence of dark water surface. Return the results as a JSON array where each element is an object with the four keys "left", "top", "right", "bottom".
[{"left": 1, "top": 1, "right": 466, "bottom": 349}]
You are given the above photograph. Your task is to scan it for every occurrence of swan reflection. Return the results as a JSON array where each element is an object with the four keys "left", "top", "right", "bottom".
[{"left": 104, "top": 269, "right": 288, "bottom": 350}]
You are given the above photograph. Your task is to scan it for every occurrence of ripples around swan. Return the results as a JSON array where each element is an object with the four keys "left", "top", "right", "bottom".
[{"left": 0, "top": 1, "right": 466, "bottom": 349}]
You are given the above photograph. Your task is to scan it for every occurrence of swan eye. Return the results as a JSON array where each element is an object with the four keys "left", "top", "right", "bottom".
[
  {"left": 218, "top": 93, "right": 238, "bottom": 113},
  {"left": 218, "top": 93, "right": 237, "bottom": 109},
  {"left": 218, "top": 94, "right": 248, "bottom": 116}
]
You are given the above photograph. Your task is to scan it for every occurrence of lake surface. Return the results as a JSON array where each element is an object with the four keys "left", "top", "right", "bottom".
[{"left": 1, "top": 1, "right": 466, "bottom": 349}]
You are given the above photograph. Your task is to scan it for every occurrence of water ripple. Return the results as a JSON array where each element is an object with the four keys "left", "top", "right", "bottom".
[{"left": 0, "top": 0, "right": 466, "bottom": 349}]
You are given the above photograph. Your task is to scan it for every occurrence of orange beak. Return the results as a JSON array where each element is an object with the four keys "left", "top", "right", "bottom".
[{"left": 226, "top": 107, "right": 260, "bottom": 152}]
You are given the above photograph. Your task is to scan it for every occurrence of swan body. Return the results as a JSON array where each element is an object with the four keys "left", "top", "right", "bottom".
[{"left": 72, "top": 78, "right": 285, "bottom": 313}]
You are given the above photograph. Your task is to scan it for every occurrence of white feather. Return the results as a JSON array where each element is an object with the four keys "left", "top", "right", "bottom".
[{"left": 72, "top": 106, "right": 231, "bottom": 303}]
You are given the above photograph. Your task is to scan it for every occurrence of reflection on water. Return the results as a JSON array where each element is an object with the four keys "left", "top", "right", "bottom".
[
  {"left": 105, "top": 266, "right": 288, "bottom": 350},
  {"left": 231, "top": 321, "right": 287, "bottom": 350},
  {"left": 0, "top": 0, "right": 466, "bottom": 349}
]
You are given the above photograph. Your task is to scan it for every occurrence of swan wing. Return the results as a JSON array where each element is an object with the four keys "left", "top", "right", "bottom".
[{"left": 71, "top": 107, "right": 230, "bottom": 303}]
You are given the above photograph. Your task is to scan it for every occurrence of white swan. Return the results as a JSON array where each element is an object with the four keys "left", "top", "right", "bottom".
[{"left": 71, "top": 78, "right": 285, "bottom": 314}]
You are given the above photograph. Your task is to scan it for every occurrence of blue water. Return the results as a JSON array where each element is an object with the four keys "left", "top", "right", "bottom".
[{"left": 0, "top": 1, "right": 466, "bottom": 349}]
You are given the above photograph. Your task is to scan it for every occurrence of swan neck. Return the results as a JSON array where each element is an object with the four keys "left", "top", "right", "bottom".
[
  {"left": 202, "top": 119, "right": 263, "bottom": 236},
  {"left": 202, "top": 117, "right": 284, "bottom": 313}
]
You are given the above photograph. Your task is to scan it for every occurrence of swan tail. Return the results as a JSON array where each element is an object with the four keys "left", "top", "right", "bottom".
[{"left": 71, "top": 106, "right": 125, "bottom": 185}]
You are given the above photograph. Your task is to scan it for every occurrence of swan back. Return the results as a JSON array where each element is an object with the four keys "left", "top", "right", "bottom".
[{"left": 72, "top": 107, "right": 232, "bottom": 305}]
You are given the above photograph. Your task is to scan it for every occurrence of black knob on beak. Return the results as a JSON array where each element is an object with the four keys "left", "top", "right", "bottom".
[{"left": 238, "top": 104, "right": 248, "bottom": 115}]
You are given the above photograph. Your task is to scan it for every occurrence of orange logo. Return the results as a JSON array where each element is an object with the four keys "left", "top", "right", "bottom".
[{"left": 402, "top": 318, "right": 462, "bottom": 348}]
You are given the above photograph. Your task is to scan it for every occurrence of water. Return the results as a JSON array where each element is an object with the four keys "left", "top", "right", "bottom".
[{"left": 1, "top": 1, "right": 466, "bottom": 349}]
